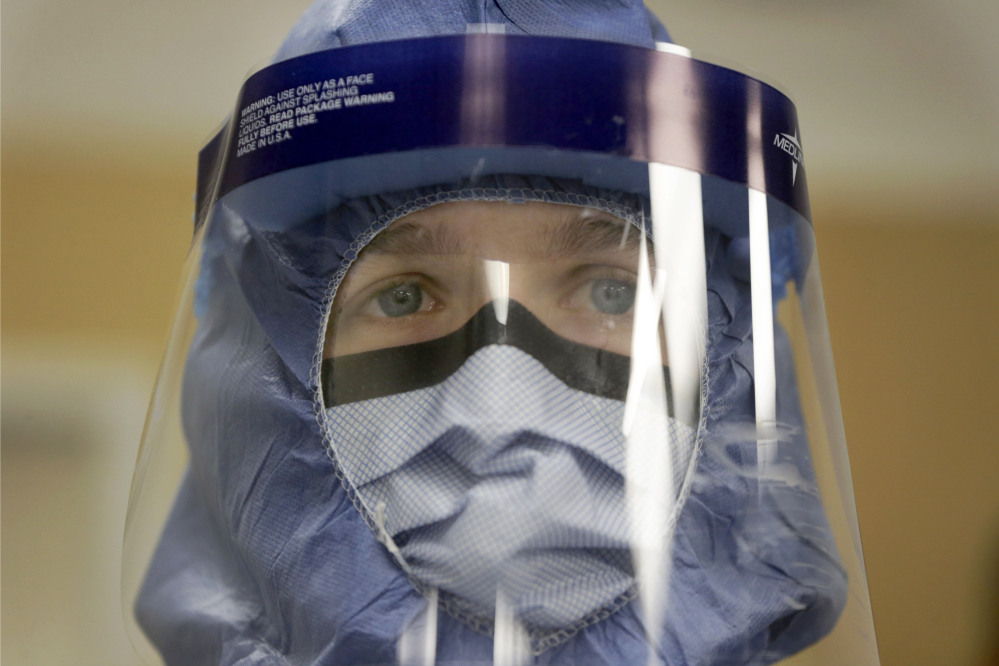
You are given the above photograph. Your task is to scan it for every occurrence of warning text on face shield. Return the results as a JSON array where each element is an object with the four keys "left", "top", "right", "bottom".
[{"left": 236, "top": 73, "right": 394, "bottom": 157}]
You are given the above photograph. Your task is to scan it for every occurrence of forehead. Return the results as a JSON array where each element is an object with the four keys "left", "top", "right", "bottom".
[{"left": 362, "top": 200, "right": 641, "bottom": 263}]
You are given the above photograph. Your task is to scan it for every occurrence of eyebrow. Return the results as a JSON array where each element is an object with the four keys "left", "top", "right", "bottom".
[
  {"left": 364, "top": 220, "right": 464, "bottom": 256},
  {"left": 364, "top": 209, "right": 645, "bottom": 259},
  {"left": 540, "top": 212, "right": 643, "bottom": 256}
]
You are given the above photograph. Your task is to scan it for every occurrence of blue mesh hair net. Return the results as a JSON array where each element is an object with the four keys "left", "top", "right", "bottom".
[{"left": 135, "top": 1, "right": 845, "bottom": 664}]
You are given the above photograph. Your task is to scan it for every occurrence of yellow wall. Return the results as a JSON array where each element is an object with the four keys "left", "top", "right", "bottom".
[
  {"left": 3, "top": 138, "right": 998, "bottom": 664},
  {"left": 3, "top": 143, "right": 193, "bottom": 351},
  {"left": 813, "top": 195, "right": 999, "bottom": 665}
]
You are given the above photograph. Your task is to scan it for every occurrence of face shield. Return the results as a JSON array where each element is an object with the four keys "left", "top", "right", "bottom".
[{"left": 124, "top": 34, "right": 880, "bottom": 665}]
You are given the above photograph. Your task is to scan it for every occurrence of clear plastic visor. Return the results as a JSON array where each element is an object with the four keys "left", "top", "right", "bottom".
[
  {"left": 124, "top": 169, "right": 880, "bottom": 666},
  {"left": 123, "top": 34, "right": 879, "bottom": 666}
]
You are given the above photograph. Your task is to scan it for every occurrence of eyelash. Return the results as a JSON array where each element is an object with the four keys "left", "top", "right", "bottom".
[{"left": 564, "top": 264, "right": 637, "bottom": 288}]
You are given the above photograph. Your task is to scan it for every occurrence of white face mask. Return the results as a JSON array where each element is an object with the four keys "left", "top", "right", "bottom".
[{"left": 325, "top": 342, "right": 696, "bottom": 635}]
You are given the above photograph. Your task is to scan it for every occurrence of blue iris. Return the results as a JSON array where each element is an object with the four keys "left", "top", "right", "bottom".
[
  {"left": 591, "top": 278, "right": 635, "bottom": 315},
  {"left": 378, "top": 283, "right": 423, "bottom": 317}
]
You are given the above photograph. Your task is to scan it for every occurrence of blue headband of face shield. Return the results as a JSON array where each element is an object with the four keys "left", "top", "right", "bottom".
[
  {"left": 136, "top": 27, "right": 846, "bottom": 666},
  {"left": 191, "top": 31, "right": 811, "bottom": 391}
]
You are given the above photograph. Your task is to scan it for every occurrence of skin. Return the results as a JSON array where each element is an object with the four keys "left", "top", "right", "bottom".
[{"left": 325, "top": 200, "right": 651, "bottom": 358}]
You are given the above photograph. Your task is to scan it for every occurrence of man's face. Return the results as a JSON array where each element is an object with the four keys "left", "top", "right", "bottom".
[
  {"left": 320, "top": 201, "right": 663, "bottom": 630},
  {"left": 326, "top": 200, "right": 646, "bottom": 358}
]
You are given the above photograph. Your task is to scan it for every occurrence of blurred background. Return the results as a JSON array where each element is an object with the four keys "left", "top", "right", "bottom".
[{"left": 2, "top": 0, "right": 997, "bottom": 663}]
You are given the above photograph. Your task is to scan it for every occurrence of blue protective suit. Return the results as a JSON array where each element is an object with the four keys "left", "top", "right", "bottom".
[{"left": 135, "top": 2, "right": 846, "bottom": 664}]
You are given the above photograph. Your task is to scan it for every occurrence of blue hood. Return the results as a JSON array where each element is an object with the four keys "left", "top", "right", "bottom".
[
  {"left": 272, "top": 0, "right": 671, "bottom": 62},
  {"left": 134, "top": 2, "right": 845, "bottom": 664}
]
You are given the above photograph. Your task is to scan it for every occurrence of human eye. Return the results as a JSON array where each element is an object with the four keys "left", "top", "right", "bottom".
[
  {"left": 328, "top": 273, "right": 453, "bottom": 356},
  {"left": 373, "top": 280, "right": 428, "bottom": 317},
  {"left": 538, "top": 265, "right": 638, "bottom": 355},
  {"left": 562, "top": 266, "right": 637, "bottom": 318},
  {"left": 357, "top": 276, "right": 440, "bottom": 319},
  {"left": 588, "top": 276, "right": 636, "bottom": 315}
]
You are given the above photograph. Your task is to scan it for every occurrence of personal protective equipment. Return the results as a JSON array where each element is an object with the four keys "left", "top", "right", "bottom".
[{"left": 123, "top": 1, "right": 881, "bottom": 664}]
